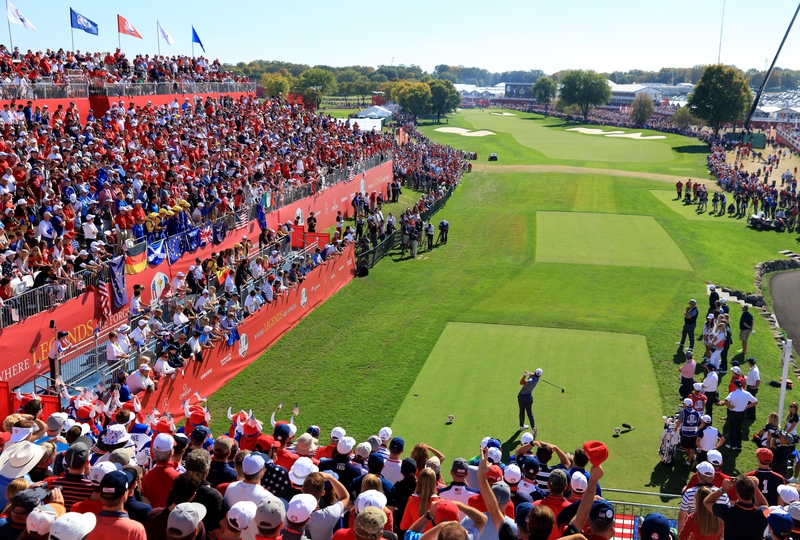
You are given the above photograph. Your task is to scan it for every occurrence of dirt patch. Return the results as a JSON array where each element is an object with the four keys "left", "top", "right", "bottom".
[{"left": 470, "top": 164, "right": 716, "bottom": 187}]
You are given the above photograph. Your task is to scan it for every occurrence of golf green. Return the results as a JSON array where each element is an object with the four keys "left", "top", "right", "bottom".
[
  {"left": 650, "top": 190, "right": 746, "bottom": 224},
  {"left": 390, "top": 322, "right": 661, "bottom": 490},
  {"left": 535, "top": 211, "right": 693, "bottom": 270}
]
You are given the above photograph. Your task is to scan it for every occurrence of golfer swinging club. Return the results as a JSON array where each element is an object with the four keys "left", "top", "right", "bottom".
[{"left": 518, "top": 368, "right": 542, "bottom": 434}]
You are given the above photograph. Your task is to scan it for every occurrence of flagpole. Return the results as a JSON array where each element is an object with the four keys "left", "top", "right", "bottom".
[
  {"left": 157, "top": 22, "right": 160, "bottom": 56},
  {"left": 71, "top": 26, "right": 74, "bottom": 51},
  {"left": 7, "top": 14, "right": 13, "bottom": 51},
  {"left": 118, "top": 30, "right": 121, "bottom": 50}
]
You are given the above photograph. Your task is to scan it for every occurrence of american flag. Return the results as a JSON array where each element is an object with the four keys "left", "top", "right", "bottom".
[
  {"left": 98, "top": 268, "right": 111, "bottom": 328},
  {"left": 235, "top": 210, "right": 248, "bottom": 230},
  {"left": 292, "top": 403, "right": 299, "bottom": 416},
  {"left": 347, "top": 167, "right": 355, "bottom": 182},
  {"left": 199, "top": 224, "right": 212, "bottom": 245}
]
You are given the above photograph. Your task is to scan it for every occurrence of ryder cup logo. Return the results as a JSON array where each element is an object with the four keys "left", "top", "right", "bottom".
[
  {"left": 151, "top": 272, "right": 169, "bottom": 303},
  {"left": 295, "top": 208, "right": 304, "bottom": 225},
  {"left": 238, "top": 333, "right": 248, "bottom": 358},
  {"left": 300, "top": 287, "right": 307, "bottom": 308},
  {"left": 125, "top": 21, "right": 135, "bottom": 34},
  {"left": 76, "top": 15, "right": 90, "bottom": 29}
]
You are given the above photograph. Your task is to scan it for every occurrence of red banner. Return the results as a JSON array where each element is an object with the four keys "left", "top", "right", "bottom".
[
  {"left": 138, "top": 246, "right": 355, "bottom": 418},
  {"left": 0, "top": 158, "right": 390, "bottom": 388}
]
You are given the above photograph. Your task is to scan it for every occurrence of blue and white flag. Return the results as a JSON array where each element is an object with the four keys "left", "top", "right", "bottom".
[
  {"left": 70, "top": 8, "right": 98, "bottom": 35},
  {"left": 212, "top": 221, "right": 226, "bottom": 244},
  {"left": 7, "top": 1, "right": 36, "bottom": 31},
  {"left": 167, "top": 234, "right": 184, "bottom": 265},
  {"left": 185, "top": 227, "right": 199, "bottom": 251},
  {"left": 147, "top": 239, "right": 165, "bottom": 266}
]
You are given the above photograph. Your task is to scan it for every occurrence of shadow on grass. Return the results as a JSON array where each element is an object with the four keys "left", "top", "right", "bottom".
[
  {"left": 646, "top": 462, "right": 689, "bottom": 500},
  {"left": 502, "top": 432, "right": 523, "bottom": 463},
  {"left": 674, "top": 145, "right": 711, "bottom": 154}
]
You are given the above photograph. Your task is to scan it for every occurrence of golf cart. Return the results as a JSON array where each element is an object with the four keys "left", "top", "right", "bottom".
[
  {"left": 748, "top": 211, "right": 786, "bottom": 232},
  {"left": 488, "top": 153, "right": 498, "bottom": 161}
]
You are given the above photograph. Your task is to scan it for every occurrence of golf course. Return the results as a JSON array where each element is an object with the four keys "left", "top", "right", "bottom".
[{"left": 208, "top": 108, "right": 799, "bottom": 501}]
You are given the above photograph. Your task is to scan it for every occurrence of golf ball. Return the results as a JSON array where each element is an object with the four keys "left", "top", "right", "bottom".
[
  {"left": 614, "top": 427, "right": 621, "bottom": 435},
  {"left": 448, "top": 415, "right": 455, "bottom": 422}
]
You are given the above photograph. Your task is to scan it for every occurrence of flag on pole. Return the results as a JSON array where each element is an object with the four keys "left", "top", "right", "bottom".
[
  {"left": 157, "top": 21, "right": 174, "bottom": 45},
  {"left": 70, "top": 8, "right": 98, "bottom": 35},
  {"left": 117, "top": 14, "right": 142, "bottom": 39},
  {"left": 191, "top": 26, "right": 205, "bottom": 52},
  {"left": 98, "top": 268, "right": 111, "bottom": 329},
  {"left": 235, "top": 210, "right": 248, "bottom": 230},
  {"left": 7, "top": 0, "right": 35, "bottom": 31}
]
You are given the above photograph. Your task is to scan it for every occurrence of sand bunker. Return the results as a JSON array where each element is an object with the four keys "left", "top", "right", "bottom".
[
  {"left": 434, "top": 127, "right": 495, "bottom": 137},
  {"left": 566, "top": 127, "right": 666, "bottom": 140},
  {"left": 490, "top": 112, "right": 517, "bottom": 116}
]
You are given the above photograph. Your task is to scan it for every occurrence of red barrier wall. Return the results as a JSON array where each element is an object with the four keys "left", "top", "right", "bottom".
[
  {"left": 0, "top": 161, "right": 392, "bottom": 388},
  {"left": 139, "top": 245, "right": 355, "bottom": 418}
]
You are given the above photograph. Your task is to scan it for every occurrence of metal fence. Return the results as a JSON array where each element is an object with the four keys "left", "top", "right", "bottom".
[
  {"left": 88, "top": 80, "right": 257, "bottom": 97},
  {"left": 0, "top": 81, "right": 89, "bottom": 100},
  {"left": 356, "top": 186, "right": 455, "bottom": 270}
]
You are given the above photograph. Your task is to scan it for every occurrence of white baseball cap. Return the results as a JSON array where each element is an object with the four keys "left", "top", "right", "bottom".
[
  {"left": 90, "top": 461, "right": 121, "bottom": 484},
  {"left": 732, "top": 366, "right": 742, "bottom": 374},
  {"left": 379, "top": 427, "right": 392, "bottom": 442},
  {"left": 227, "top": 501, "right": 257, "bottom": 532},
  {"left": 168, "top": 502, "right": 207, "bottom": 536},
  {"left": 693, "top": 383, "right": 703, "bottom": 391},
  {"left": 331, "top": 426, "right": 346, "bottom": 440},
  {"left": 683, "top": 398, "right": 693, "bottom": 407},
  {"left": 48, "top": 512, "right": 97, "bottom": 540},
  {"left": 286, "top": 494, "right": 317, "bottom": 524},
  {"left": 521, "top": 432, "right": 534, "bottom": 445},
  {"left": 697, "top": 462, "right": 715, "bottom": 476},
  {"left": 337, "top": 436, "right": 356, "bottom": 455},
  {"left": 242, "top": 453, "right": 266, "bottom": 476},
  {"left": 153, "top": 433, "right": 176, "bottom": 453},
  {"left": 570, "top": 472, "right": 588, "bottom": 493},
  {"left": 26, "top": 505, "right": 60, "bottom": 535},
  {"left": 504, "top": 464, "right": 522, "bottom": 484},
  {"left": 487, "top": 447, "right": 502, "bottom": 464},
  {"left": 779, "top": 484, "right": 800, "bottom": 504},
  {"left": 355, "top": 490, "right": 388, "bottom": 512},
  {"left": 707, "top": 450, "right": 723, "bottom": 466},
  {"left": 534, "top": 368, "right": 542, "bottom": 376},
  {"left": 288, "top": 456, "right": 318, "bottom": 485},
  {"left": 701, "top": 415, "right": 712, "bottom": 424}
]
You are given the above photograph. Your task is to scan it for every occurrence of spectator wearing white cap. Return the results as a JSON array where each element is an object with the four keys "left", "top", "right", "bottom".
[
  {"left": 165, "top": 501, "right": 206, "bottom": 540},
  {"left": 105, "top": 331, "right": 130, "bottom": 370},
  {"left": 318, "top": 437, "right": 363, "bottom": 487},
  {"left": 567, "top": 472, "right": 587, "bottom": 503},
  {"left": 223, "top": 501, "right": 258, "bottom": 540},
  {"left": 284, "top": 494, "right": 316, "bottom": 540},
  {"left": 141, "top": 433, "right": 180, "bottom": 509},
  {"left": 253, "top": 495, "right": 286, "bottom": 540},
  {"left": 72, "top": 461, "right": 121, "bottom": 515},
  {"left": 223, "top": 453, "right": 273, "bottom": 540},
  {"left": 695, "top": 415, "right": 724, "bottom": 464},
  {"left": 49, "top": 512, "right": 97, "bottom": 540},
  {"left": 778, "top": 485, "right": 800, "bottom": 507},
  {"left": 126, "top": 363, "right": 154, "bottom": 394},
  {"left": 375, "top": 427, "right": 393, "bottom": 460},
  {"left": 689, "top": 382, "right": 707, "bottom": 414},
  {"left": 129, "top": 319, "right": 151, "bottom": 349},
  {"left": 678, "top": 462, "right": 729, "bottom": 531},
  {"left": 305, "top": 471, "right": 350, "bottom": 540},
  {"left": 718, "top": 380, "right": 757, "bottom": 451}
]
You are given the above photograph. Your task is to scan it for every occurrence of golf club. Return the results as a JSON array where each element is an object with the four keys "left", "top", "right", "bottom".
[{"left": 539, "top": 378, "right": 565, "bottom": 393}]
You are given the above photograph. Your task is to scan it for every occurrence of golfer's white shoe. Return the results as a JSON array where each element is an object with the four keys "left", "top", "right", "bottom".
[{"left": 520, "top": 425, "right": 529, "bottom": 430}]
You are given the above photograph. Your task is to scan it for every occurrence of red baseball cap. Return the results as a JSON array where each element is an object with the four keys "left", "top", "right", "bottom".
[
  {"left": 757, "top": 447, "right": 774, "bottom": 464},
  {"left": 486, "top": 465, "right": 503, "bottom": 484},
  {"left": 435, "top": 500, "right": 459, "bottom": 523},
  {"left": 583, "top": 441, "right": 609, "bottom": 466},
  {"left": 255, "top": 434, "right": 279, "bottom": 452}
]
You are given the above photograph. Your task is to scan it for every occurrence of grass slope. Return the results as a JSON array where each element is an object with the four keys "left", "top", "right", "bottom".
[
  {"left": 535, "top": 212, "right": 692, "bottom": 270},
  {"left": 390, "top": 323, "right": 661, "bottom": 493},
  {"left": 208, "top": 110, "right": 800, "bottom": 498}
]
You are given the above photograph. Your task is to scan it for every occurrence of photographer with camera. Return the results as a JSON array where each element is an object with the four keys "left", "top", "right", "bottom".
[{"left": 518, "top": 369, "right": 542, "bottom": 435}]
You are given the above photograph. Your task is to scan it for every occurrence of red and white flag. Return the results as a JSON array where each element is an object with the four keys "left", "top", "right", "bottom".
[{"left": 117, "top": 14, "right": 142, "bottom": 39}]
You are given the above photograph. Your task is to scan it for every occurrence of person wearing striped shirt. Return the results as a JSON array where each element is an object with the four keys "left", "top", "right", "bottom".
[
  {"left": 678, "top": 462, "right": 729, "bottom": 531},
  {"left": 52, "top": 436, "right": 95, "bottom": 509}
]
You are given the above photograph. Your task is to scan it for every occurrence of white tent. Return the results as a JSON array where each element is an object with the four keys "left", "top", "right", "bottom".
[{"left": 354, "top": 106, "right": 393, "bottom": 119}]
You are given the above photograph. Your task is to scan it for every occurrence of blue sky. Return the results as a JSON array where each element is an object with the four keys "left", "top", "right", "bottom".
[{"left": 6, "top": 0, "right": 800, "bottom": 74}]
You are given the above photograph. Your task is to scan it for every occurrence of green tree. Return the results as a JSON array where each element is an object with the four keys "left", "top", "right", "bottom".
[
  {"left": 260, "top": 72, "right": 291, "bottom": 98},
  {"left": 558, "top": 69, "right": 611, "bottom": 121},
  {"left": 630, "top": 93, "right": 655, "bottom": 126},
  {"left": 687, "top": 64, "right": 752, "bottom": 134},
  {"left": 396, "top": 82, "right": 432, "bottom": 117},
  {"left": 531, "top": 77, "right": 557, "bottom": 116},
  {"left": 352, "top": 76, "right": 376, "bottom": 104},
  {"left": 296, "top": 68, "right": 338, "bottom": 96},
  {"left": 671, "top": 107, "right": 697, "bottom": 128},
  {"left": 427, "top": 79, "right": 460, "bottom": 122}
]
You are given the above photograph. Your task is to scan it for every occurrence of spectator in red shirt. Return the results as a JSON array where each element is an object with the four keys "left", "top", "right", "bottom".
[
  {"left": 141, "top": 434, "right": 180, "bottom": 509},
  {"left": 532, "top": 470, "right": 571, "bottom": 540}
]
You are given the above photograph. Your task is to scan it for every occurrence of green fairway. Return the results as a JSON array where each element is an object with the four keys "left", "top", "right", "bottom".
[
  {"left": 535, "top": 211, "right": 693, "bottom": 270},
  {"left": 418, "top": 109, "right": 710, "bottom": 176},
  {"left": 650, "top": 190, "right": 747, "bottom": 223},
  {"left": 209, "top": 109, "right": 800, "bottom": 499},
  {"left": 391, "top": 322, "right": 661, "bottom": 491}
]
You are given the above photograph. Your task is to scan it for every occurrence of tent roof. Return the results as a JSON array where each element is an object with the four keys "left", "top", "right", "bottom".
[{"left": 354, "top": 106, "right": 392, "bottom": 118}]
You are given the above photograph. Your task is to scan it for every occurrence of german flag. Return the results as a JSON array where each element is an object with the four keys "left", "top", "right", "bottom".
[{"left": 125, "top": 242, "right": 147, "bottom": 274}]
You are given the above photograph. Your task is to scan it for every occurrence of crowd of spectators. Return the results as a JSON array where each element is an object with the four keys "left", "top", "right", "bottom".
[{"left": 2, "top": 391, "right": 798, "bottom": 540}]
